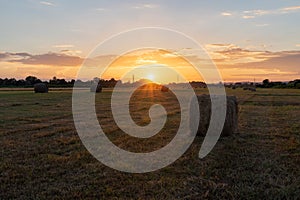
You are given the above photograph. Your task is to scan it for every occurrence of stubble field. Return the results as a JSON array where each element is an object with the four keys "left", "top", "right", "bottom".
[{"left": 0, "top": 87, "right": 299, "bottom": 199}]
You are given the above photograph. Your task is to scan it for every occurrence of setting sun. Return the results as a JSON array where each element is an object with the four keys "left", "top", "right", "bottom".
[
  {"left": 100, "top": 49, "right": 204, "bottom": 84},
  {"left": 146, "top": 74, "right": 155, "bottom": 82},
  {"left": 1, "top": 1, "right": 300, "bottom": 198}
]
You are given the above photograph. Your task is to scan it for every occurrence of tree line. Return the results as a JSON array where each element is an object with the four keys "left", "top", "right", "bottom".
[
  {"left": 258, "top": 79, "right": 300, "bottom": 89},
  {"left": 0, "top": 76, "right": 119, "bottom": 88},
  {"left": 0, "top": 76, "right": 299, "bottom": 89}
]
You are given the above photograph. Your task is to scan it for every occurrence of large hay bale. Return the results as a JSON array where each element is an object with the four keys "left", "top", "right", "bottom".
[
  {"left": 90, "top": 83, "right": 102, "bottom": 93},
  {"left": 161, "top": 86, "right": 169, "bottom": 92},
  {"left": 34, "top": 83, "right": 48, "bottom": 93},
  {"left": 191, "top": 94, "right": 238, "bottom": 136}
]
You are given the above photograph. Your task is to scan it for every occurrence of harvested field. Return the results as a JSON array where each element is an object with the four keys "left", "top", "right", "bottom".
[{"left": 0, "top": 88, "right": 299, "bottom": 199}]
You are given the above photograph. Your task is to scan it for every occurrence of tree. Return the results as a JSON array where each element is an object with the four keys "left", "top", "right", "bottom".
[
  {"left": 25, "top": 76, "right": 41, "bottom": 85},
  {"left": 262, "top": 79, "right": 270, "bottom": 87}
]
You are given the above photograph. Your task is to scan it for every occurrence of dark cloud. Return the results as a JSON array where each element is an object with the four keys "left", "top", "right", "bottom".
[
  {"left": 1, "top": 49, "right": 299, "bottom": 76},
  {"left": 232, "top": 72, "right": 299, "bottom": 77},
  {"left": 19, "top": 53, "right": 83, "bottom": 66},
  {"left": 0, "top": 52, "right": 83, "bottom": 66},
  {"left": 13, "top": 52, "right": 31, "bottom": 57},
  {"left": 235, "top": 51, "right": 300, "bottom": 72},
  {"left": 213, "top": 48, "right": 300, "bottom": 72},
  {"left": 0, "top": 52, "right": 9, "bottom": 59}
]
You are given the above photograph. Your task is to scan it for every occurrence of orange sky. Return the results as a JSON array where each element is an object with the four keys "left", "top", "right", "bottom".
[
  {"left": 101, "top": 47, "right": 300, "bottom": 83},
  {"left": 1, "top": 45, "right": 299, "bottom": 83},
  {"left": 1, "top": 1, "right": 300, "bottom": 82}
]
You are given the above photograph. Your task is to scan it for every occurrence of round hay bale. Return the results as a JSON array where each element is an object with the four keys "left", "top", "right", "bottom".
[
  {"left": 34, "top": 83, "right": 48, "bottom": 93},
  {"left": 190, "top": 94, "right": 238, "bottom": 137},
  {"left": 90, "top": 83, "right": 102, "bottom": 93},
  {"left": 161, "top": 86, "right": 169, "bottom": 92},
  {"left": 249, "top": 87, "right": 256, "bottom": 92}
]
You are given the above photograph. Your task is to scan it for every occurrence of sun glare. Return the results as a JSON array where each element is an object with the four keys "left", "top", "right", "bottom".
[
  {"left": 101, "top": 49, "right": 204, "bottom": 83},
  {"left": 147, "top": 74, "right": 155, "bottom": 82}
]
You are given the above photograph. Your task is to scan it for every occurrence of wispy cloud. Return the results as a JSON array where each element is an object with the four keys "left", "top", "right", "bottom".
[
  {"left": 96, "top": 8, "right": 109, "bottom": 12},
  {"left": 52, "top": 44, "right": 74, "bottom": 48},
  {"left": 243, "top": 15, "right": 255, "bottom": 19},
  {"left": 296, "top": 44, "right": 300, "bottom": 47},
  {"left": 255, "top": 24, "right": 269, "bottom": 27},
  {"left": 40, "top": 1, "right": 55, "bottom": 6},
  {"left": 132, "top": 4, "right": 158, "bottom": 9},
  {"left": 281, "top": 5, "right": 300, "bottom": 11},
  {"left": 242, "top": 5, "right": 300, "bottom": 19},
  {"left": 221, "top": 12, "right": 233, "bottom": 16},
  {"left": 222, "top": 5, "right": 300, "bottom": 19},
  {"left": 205, "top": 43, "right": 239, "bottom": 49},
  {"left": 243, "top": 9, "right": 271, "bottom": 16},
  {"left": 60, "top": 49, "right": 82, "bottom": 56},
  {"left": 135, "top": 58, "right": 157, "bottom": 65}
]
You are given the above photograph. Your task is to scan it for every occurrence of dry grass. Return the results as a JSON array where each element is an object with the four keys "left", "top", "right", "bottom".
[{"left": 0, "top": 88, "right": 299, "bottom": 199}]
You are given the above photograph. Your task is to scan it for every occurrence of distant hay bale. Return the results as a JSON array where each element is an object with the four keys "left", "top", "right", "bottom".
[
  {"left": 249, "top": 87, "right": 256, "bottom": 92},
  {"left": 243, "top": 87, "right": 256, "bottom": 92},
  {"left": 90, "top": 83, "right": 102, "bottom": 93},
  {"left": 191, "top": 95, "right": 238, "bottom": 137},
  {"left": 161, "top": 86, "right": 169, "bottom": 92},
  {"left": 34, "top": 83, "right": 48, "bottom": 93}
]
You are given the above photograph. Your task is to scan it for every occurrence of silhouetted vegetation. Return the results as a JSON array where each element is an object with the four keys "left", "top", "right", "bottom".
[
  {"left": 0, "top": 76, "right": 299, "bottom": 89},
  {"left": 258, "top": 79, "right": 300, "bottom": 89},
  {"left": 0, "top": 76, "right": 119, "bottom": 88}
]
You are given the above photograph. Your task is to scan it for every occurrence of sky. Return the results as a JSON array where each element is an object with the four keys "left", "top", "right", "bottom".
[{"left": 0, "top": 0, "right": 299, "bottom": 82}]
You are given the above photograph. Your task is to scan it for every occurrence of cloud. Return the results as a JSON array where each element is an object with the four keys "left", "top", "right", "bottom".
[
  {"left": 40, "top": 1, "right": 55, "bottom": 6},
  {"left": 205, "top": 44, "right": 238, "bottom": 48},
  {"left": 132, "top": 4, "right": 158, "bottom": 9},
  {"left": 0, "top": 52, "right": 9, "bottom": 59},
  {"left": 221, "top": 12, "right": 233, "bottom": 16},
  {"left": 212, "top": 47, "right": 279, "bottom": 64},
  {"left": 52, "top": 44, "right": 74, "bottom": 48},
  {"left": 21, "top": 53, "right": 83, "bottom": 66},
  {"left": 1, "top": 47, "right": 299, "bottom": 81},
  {"left": 255, "top": 24, "right": 269, "bottom": 27},
  {"left": 135, "top": 58, "right": 158, "bottom": 65},
  {"left": 210, "top": 47, "right": 300, "bottom": 78},
  {"left": 296, "top": 44, "right": 300, "bottom": 47},
  {"left": 204, "top": 44, "right": 300, "bottom": 77},
  {"left": 243, "top": 15, "right": 255, "bottom": 19},
  {"left": 232, "top": 69, "right": 298, "bottom": 77},
  {"left": 244, "top": 9, "right": 271, "bottom": 16},
  {"left": 0, "top": 52, "right": 83, "bottom": 66},
  {"left": 281, "top": 6, "right": 300, "bottom": 11},
  {"left": 60, "top": 49, "right": 82, "bottom": 56},
  {"left": 242, "top": 51, "right": 300, "bottom": 72},
  {"left": 222, "top": 5, "right": 300, "bottom": 19},
  {"left": 208, "top": 47, "right": 300, "bottom": 81},
  {"left": 96, "top": 8, "right": 109, "bottom": 12},
  {"left": 0, "top": 52, "right": 31, "bottom": 62}
]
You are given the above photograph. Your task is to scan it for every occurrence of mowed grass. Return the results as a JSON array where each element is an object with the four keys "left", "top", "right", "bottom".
[{"left": 0, "top": 88, "right": 299, "bottom": 199}]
